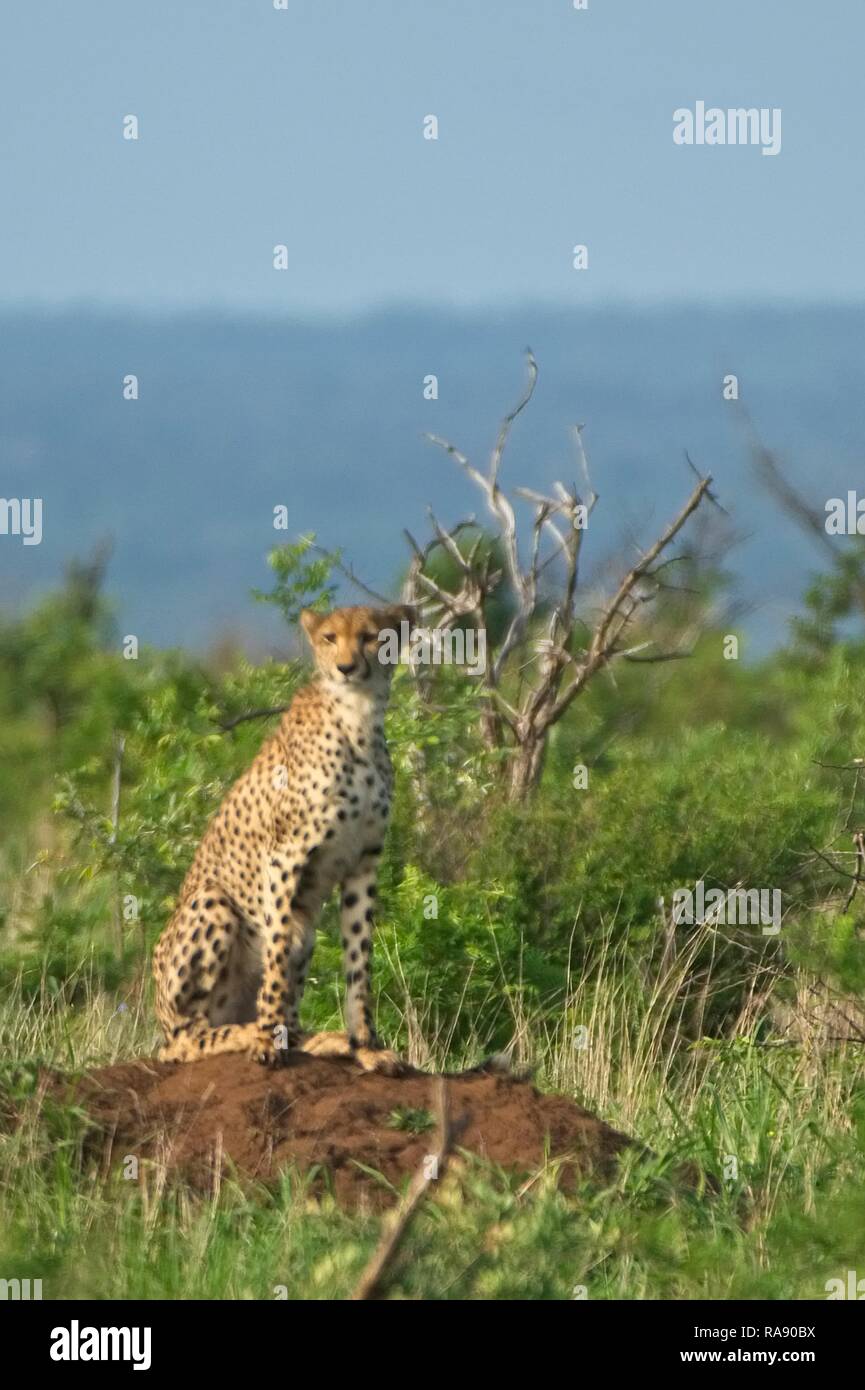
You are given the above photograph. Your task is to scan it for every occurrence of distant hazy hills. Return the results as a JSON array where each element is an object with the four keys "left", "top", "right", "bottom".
[{"left": 1, "top": 303, "right": 863, "bottom": 656}]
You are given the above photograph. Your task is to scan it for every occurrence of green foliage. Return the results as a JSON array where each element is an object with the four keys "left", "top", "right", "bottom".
[
  {"left": 48, "top": 653, "right": 304, "bottom": 968},
  {"left": 4, "top": 546, "right": 865, "bottom": 1298},
  {"left": 252, "top": 533, "right": 339, "bottom": 627},
  {"left": 789, "top": 544, "right": 865, "bottom": 662},
  {"left": 5, "top": 557, "right": 865, "bottom": 1031},
  {"left": 1, "top": 1036, "right": 864, "bottom": 1300},
  {"left": 387, "top": 1106, "right": 435, "bottom": 1134}
]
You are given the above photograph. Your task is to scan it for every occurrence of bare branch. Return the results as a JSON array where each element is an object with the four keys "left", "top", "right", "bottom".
[
  {"left": 308, "top": 542, "right": 391, "bottom": 605},
  {"left": 349, "top": 1077, "right": 458, "bottom": 1301},
  {"left": 685, "top": 450, "right": 729, "bottom": 515},
  {"left": 571, "top": 423, "right": 598, "bottom": 510},
  {"left": 215, "top": 705, "right": 290, "bottom": 732},
  {"left": 842, "top": 830, "right": 865, "bottom": 913},
  {"left": 551, "top": 474, "right": 714, "bottom": 720},
  {"left": 489, "top": 347, "right": 538, "bottom": 491},
  {"left": 414, "top": 352, "right": 721, "bottom": 797},
  {"left": 620, "top": 648, "right": 694, "bottom": 664}
]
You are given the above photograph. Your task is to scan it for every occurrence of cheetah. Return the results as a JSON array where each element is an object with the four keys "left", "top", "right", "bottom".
[{"left": 152, "top": 602, "right": 414, "bottom": 1074}]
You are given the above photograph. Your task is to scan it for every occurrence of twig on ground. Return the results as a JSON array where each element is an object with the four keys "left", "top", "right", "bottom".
[{"left": 350, "top": 1077, "right": 454, "bottom": 1301}]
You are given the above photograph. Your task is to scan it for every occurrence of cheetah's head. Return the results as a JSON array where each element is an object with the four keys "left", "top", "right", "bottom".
[{"left": 300, "top": 604, "right": 416, "bottom": 694}]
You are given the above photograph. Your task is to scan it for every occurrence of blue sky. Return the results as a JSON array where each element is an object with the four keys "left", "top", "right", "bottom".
[{"left": 1, "top": 0, "right": 861, "bottom": 313}]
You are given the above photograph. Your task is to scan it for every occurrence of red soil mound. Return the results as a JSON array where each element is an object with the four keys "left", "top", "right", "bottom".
[{"left": 52, "top": 1053, "right": 635, "bottom": 1206}]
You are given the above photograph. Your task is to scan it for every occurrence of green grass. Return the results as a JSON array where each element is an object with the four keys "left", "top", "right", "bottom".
[
  {"left": 3, "top": 562, "right": 865, "bottom": 1298},
  {"left": 387, "top": 1106, "right": 436, "bottom": 1135},
  {"left": 2, "top": 955, "right": 864, "bottom": 1301}
]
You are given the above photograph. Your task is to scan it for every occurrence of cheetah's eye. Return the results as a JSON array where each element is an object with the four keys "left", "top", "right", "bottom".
[
  {"left": 361, "top": 632, "right": 377, "bottom": 644},
  {"left": 322, "top": 632, "right": 336, "bottom": 644}
]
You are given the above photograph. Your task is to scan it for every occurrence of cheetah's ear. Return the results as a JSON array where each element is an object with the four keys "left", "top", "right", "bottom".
[{"left": 299, "top": 608, "right": 323, "bottom": 641}]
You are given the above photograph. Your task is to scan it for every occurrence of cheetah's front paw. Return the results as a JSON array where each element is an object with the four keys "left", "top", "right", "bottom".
[{"left": 249, "top": 1025, "right": 295, "bottom": 1067}]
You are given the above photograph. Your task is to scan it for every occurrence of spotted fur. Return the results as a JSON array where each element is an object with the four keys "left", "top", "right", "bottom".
[{"left": 152, "top": 603, "right": 414, "bottom": 1073}]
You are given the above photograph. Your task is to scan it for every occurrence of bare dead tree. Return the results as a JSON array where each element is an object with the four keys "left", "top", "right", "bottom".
[{"left": 404, "top": 352, "right": 723, "bottom": 800}]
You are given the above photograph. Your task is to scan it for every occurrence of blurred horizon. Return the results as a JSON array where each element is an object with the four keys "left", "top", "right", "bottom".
[
  {"left": 2, "top": 3, "right": 863, "bottom": 656},
  {"left": 2, "top": 299, "right": 863, "bottom": 659}
]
